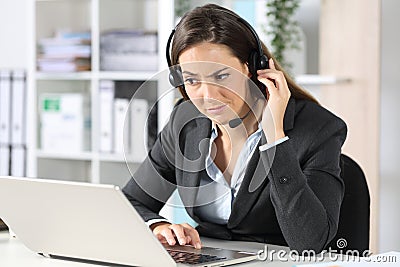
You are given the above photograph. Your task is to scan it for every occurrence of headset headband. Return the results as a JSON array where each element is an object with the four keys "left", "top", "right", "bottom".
[
  {"left": 166, "top": 29, "right": 176, "bottom": 67},
  {"left": 166, "top": 14, "right": 264, "bottom": 67}
]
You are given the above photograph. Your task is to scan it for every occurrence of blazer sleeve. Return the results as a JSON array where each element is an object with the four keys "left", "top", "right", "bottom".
[
  {"left": 122, "top": 104, "right": 179, "bottom": 223},
  {"left": 261, "top": 115, "right": 347, "bottom": 253}
]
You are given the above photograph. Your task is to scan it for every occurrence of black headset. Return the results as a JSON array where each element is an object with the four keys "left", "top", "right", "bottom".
[{"left": 166, "top": 14, "right": 269, "bottom": 99}]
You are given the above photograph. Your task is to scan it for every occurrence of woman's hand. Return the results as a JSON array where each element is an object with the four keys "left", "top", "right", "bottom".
[
  {"left": 257, "top": 58, "right": 291, "bottom": 142},
  {"left": 151, "top": 222, "right": 202, "bottom": 249}
]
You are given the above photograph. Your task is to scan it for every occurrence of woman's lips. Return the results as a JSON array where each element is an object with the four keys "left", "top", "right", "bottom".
[{"left": 206, "top": 104, "right": 227, "bottom": 115}]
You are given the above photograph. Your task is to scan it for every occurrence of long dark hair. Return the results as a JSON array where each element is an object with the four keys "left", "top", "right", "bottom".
[{"left": 170, "top": 4, "right": 319, "bottom": 104}]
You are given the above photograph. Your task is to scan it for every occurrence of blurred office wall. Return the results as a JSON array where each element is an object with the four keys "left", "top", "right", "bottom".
[
  {"left": 295, "top": 0, "right": 320, "bottom": 74},
  {"left": 379, "top": 0, "right": 400, "bottom": 253}
]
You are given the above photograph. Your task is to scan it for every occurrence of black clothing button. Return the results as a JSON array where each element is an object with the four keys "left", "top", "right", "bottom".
[{"left": 279, "top": 177, "right": 289, "bottom": 184}]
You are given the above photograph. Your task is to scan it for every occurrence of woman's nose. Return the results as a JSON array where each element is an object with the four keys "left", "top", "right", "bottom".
[{"left": 200, "top": 82, "right": 219, "bottom": 100}]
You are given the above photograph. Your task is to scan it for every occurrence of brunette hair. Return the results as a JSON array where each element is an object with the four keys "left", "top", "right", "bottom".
[{"left": 170, "top": 3, "right": 319, "bottom": 104}]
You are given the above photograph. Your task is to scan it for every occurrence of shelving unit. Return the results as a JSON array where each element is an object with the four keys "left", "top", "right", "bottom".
[
  {"left": 26, "top": 0, "right": 349, "bottom": 190},
  {"left": 27, "top": 0, "right": 175, "bottom": 188}
]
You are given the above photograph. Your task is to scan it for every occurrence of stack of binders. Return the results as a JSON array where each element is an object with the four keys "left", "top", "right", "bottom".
[{"left": 0, "top": 70, "right": 27, "bottom": 177}]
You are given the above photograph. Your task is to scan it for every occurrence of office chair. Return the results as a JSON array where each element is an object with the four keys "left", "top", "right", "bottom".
[{"left": 327, "top": 154, "right": 370, "bottom": 254}]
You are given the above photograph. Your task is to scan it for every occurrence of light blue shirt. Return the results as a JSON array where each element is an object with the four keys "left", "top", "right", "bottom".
[
  {"left": 194, "top": 123, "right": 263, "bottom": 224},
  {"left": 145, "top": 123, "right": 289, "bottom": 227}
]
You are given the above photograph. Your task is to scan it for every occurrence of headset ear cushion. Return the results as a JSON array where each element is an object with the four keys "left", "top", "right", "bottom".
[
  {"left": 259, "top": 54, "right": 269, "bottom": 70},
  {"left": 249, "top": 52, "right": 269, "bottom": 73},
  {"left": 248, "top": 51, "right": 268, "bottom": 100},
  {"left": 169, "top": 65, "right": 184, "bottom": 88}
]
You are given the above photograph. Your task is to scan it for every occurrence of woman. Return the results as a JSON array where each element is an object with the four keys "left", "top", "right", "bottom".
[{"left": 123, "top": 4, "right": 347, "bottom": 253}]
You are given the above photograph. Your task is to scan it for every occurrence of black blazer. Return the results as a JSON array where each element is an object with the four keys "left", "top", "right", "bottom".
[{"left": 122, "top": 97, "right": 347, "bottom": 253}]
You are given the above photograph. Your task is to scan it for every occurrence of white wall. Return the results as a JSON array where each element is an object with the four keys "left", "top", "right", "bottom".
[
  {"left": 296, "top": 0, "right": 320, "bottom": 74},
  {"left": 379, "top": 0, "right": 400, "bottom": 253},
  {"left": 0, "top": 0, "right": 29, "bottom": 69}
]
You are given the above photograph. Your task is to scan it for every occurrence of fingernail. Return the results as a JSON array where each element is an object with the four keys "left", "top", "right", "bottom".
[
  {"left": 195, "top": 242, "right": 201, "bottom": 249},
  {"left": 168, "top": 239, "right": 175, "bottom": 245},
  {"left": 178, "top": 238, "right": 186, "bottom": 245}
]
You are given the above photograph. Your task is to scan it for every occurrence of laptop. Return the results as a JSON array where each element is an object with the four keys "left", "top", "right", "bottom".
[{"left": 0, "top": 176, "right": 258, "bottom": 267}]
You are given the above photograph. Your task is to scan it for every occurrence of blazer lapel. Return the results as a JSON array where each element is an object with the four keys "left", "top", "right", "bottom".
[
  {"left": 227, "top": 97, "right": 296, "bottom": 228},
  {"left": 227, "top": 139, "right": 269, "bottom": 228},
  {"left": 177, "top": 115, "right": 212, "bottom": 217}
]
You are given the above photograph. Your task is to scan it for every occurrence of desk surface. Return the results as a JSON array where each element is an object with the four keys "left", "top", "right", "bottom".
[{"left": 0, "top": 231, "right": 337, "bottom": 267}]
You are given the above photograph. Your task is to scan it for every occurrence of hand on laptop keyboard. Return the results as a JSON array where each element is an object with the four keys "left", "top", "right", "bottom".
[{"left": 151, "top": 222, "right": 202, "bottom": 249}]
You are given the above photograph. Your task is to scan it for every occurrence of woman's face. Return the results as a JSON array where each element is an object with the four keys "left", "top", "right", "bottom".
[{"left": 178, "top": 42, "right": 252, "bottom": 125}]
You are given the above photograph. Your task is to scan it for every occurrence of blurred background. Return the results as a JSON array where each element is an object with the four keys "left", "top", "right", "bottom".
[{"left": 0, "top": 0, "right": 398, "bottom": 254}]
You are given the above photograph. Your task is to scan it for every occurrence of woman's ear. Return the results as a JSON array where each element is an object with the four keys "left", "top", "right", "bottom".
[{"left": 244, "top": 62, "right": 252, "bottom": 78}]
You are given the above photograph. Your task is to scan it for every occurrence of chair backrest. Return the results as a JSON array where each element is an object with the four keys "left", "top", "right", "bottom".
[{"left": 327, "top": 154, "right": 370, "bottom": 254}]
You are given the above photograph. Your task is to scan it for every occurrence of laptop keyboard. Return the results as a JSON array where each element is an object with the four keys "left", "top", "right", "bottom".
[{"left": 166, "top": 249, "right": 226, "bottom": 265}]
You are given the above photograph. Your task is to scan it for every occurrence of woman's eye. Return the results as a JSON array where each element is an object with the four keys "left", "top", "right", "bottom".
[
  {"left": 184, "top": 78, "right": 199, "bottom": 85},
  {"left": 215, "top": 73, "right": 230, "bottom": 81}
]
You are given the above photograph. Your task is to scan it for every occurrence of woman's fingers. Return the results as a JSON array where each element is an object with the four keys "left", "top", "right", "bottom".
[
  {"left": 169, "top": 224, "right": 188, "bottom": 245},
  {"left": 160, "top": 227, "right": 177, "bottom": 246},
  {"left": 155, "top": 233, "right": 166, "bottom": 242},
  {"left": 269, "top": 58, "right": 276, "bottom": 70},
  {"left": 257, "top": 70, "right": 286, "bottom": 91},
  {"left": 257, "top": 59, "right": 290, "bottom": 102},
  {"left": 182, "top": 223, "right": 202, "bottom": 249},
  {"left": 152, "top": 223, "right": 202, "bottom": 249},
  {"left": 258, "top": 76, "right": 276, "bottom": 98}
]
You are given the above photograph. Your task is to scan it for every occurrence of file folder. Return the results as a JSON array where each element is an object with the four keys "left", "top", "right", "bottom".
[
  {"left": 10, "top": 70, "right": 26, "bottom": 146},
  {"left": 10, "top": 145, "right": 26, "bottom": 177},
  {"left": 0, "top": 70, "right": 11, "bottom": 145},
  {"left": 130, "top": 99, "right": 148, "bottom": 162},
  {"left": 114, "top": 98, "right": 129, "bottom": 154},
  {"left": 0, "top": 145, "right": 10, "bottom": 176},
  {"left": 99, "top": 80, "right": 115, "bottom": 153}
]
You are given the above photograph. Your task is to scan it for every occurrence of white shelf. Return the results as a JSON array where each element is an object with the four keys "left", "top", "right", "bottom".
[
  {"left": 36, "top": 72, "right": 92, "bottom": 80},
  {"left": 98, "top": 71, "right": 158, "bottom": 81},
  {"left": 99, "top": 153, "right": 140, "bottom": 163},
  {"left": 35, "top": 151, "right": 143, "bottom": 164},
  {"left": 295, "top": 74, "right": 351, "bottom": 86},
  {"left": 36, "top": 150, "right": 93, "bottom": 161},
  {"left": 36, "top": 71, "right": 159, "bottom": 81}
]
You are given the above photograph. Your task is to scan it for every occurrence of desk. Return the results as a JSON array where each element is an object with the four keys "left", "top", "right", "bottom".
[{"left": 0, "top": 232, "right": 335, "bottom": 267}]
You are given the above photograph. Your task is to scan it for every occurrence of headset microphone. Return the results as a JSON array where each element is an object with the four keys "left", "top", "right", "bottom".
[{"left": 228, "top": 99, "right": 259, "bottom": 128}]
